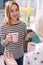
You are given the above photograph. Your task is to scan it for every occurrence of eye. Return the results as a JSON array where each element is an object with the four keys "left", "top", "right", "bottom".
[{"left": 16, "top": 9, "right": 18, "bottom": 11}]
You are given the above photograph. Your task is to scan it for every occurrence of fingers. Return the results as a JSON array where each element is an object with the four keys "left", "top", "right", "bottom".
[
  {"left": 3, "top": 53, "right": 8, "bottom": 62},
  {"left": 4, "top": 52, "right": 9, "bottom": 59},
  {"left": 7, "top": 52, "right": 11, "bottom": 58},
  {"left": 10, "top": 53, "right": 14, "bottom": 59},
  {"left": 4, "top": 52, "right": 14, "bottom": 59},
  {"left": 6, "top": 34, "right": 13, "bottom": 42},
  {"left": 8, "top": 33, "right": 13, "bottom": 39},
  {"left": 28, "top": 32, "right": 34, "bottom": 37},
  {"left": 3, "top": 52, "right": 18, "bottom": 65}
]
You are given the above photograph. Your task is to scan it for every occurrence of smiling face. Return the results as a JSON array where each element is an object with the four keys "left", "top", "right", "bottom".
[
  {"left": 9, "top": 4, "right": 19, "bottom": 21},
  {"left": 5, "top": 1, "right": 20, "bottom": 25}
]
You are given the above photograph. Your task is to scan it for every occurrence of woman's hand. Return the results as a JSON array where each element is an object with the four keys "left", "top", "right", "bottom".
[
  {"left": 27, "top": 32, "right": 34, "bottom": 38},
  {"left": 6, "top": 33, "right": 19, "bottom": 43},
  {"left": 6, "top": 34, "right": 13, "bottom": 42},
  {"left": 25, "top": 32, "right": 34, "bottom": 41},
  {"left": 3, "top": 33, "right": 13, "bottom": 45},
  {"left": 3, "top": 52, "right": 18, "bottom": 65}
]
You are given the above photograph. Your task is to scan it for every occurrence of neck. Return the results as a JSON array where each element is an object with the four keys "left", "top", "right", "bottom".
[{"left": 11, "top": 19, "right": 20, "bottom": 25}]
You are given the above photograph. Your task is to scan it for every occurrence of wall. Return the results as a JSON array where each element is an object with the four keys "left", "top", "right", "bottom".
[{"left": 0, "top": 10, "right": 4, "bottom": 27}]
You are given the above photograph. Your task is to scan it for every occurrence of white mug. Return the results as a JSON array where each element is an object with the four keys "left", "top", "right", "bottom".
[
  {"left": 11, "top": 32, "right": 19, "bottom": 43},
  {"left": 27, "top": 42, "right": 36, "bottom": 52}
]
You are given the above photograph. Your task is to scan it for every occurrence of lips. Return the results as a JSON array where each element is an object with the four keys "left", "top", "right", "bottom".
[{"left": 13, "top": 15, "right": 18, "bottom": 18}]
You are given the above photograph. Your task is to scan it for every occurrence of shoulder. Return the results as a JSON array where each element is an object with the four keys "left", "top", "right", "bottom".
[{"left": 1, "top": 23, "right": 7, "bottom": 29}]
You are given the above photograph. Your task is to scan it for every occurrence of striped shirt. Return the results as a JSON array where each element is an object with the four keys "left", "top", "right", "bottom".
[{"left": 0, "top": 21, "right": 27, "bottom": 59}]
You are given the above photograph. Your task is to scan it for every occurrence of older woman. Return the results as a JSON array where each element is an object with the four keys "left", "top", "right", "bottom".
[
  {"left": 35, "top": 9, "right": 43, "bottom": 39},
  {"left": 23, "top": 9, "right": 43, "bottom": 65}
]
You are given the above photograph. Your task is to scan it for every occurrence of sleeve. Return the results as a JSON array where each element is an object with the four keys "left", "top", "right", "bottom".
[
  {"left": 24, "top": 23, "right": 27, "bottom": 37},
  {"left": 0, "top": 25, "right": 6, "bottom": 46},
  {"left": 24, "top": 24, "right": 27, "bottom": 36}
]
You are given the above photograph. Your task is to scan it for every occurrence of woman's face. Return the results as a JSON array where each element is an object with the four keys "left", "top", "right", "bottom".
[{"left": 9, "top": 4, "right": 19, "bottom": 21}]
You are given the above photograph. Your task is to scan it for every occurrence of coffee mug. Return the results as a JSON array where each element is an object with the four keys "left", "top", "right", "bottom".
[{"left": 11, "top": 32, "right": 19, "bottom": 43}]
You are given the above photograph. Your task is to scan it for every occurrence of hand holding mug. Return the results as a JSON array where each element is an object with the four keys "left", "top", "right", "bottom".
[
  {"left": 27, "top": 32, "right": 34, "bottom": 38},
  {"left": 5, "top": 34, "right": 13, "bottom": 44}
]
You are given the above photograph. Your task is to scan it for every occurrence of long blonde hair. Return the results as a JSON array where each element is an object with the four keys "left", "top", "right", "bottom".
[{"left": 4, "top": 1, "right": 19, "bottom": 26}]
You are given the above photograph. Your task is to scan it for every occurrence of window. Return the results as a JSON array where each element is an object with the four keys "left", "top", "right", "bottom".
[
  {"left": 0, "top": 0, "right": 13, "bottom": 9},
  {"left": 3, "top": 0, "right": 8, "bottom": 7}
]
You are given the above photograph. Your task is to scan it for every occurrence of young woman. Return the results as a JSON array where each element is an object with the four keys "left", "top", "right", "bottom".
[{"left": 0, "top": 1, "right": 34, "bottom": 65}]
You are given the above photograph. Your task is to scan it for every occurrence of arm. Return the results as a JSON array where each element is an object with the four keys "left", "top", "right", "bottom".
[
  {"left": 0, "top": 25, "right": 7, "bottom": 46},
  {"left": 24, "top": 24, "right": 34, "bottom": 41},
  {"left": 0, "top": 25, "right": 12, "bottom": 46}
]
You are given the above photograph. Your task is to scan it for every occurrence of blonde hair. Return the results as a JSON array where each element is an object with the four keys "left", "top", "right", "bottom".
[
  {"left": 4, "top": 1, "right": 19, "bottom": 26},
  {"left": 35, "top": 9, "right": 43, "bottom": 37}
]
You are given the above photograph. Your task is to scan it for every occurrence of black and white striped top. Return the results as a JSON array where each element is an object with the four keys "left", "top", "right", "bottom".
[{"left": 0, "top": 21, "right": 27, "bottom": 59}]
